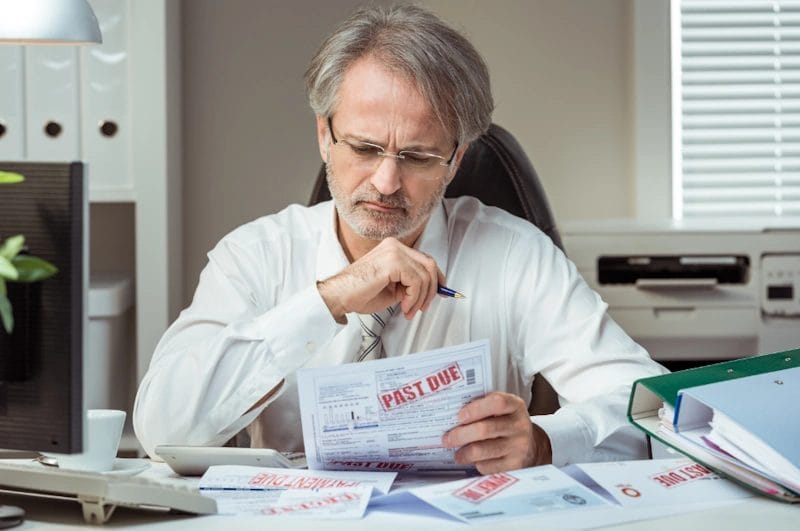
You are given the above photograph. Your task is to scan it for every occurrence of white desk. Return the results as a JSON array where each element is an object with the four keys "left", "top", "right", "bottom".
[{"left": 5, "top": 485, "right": 798, "bottom": 530}]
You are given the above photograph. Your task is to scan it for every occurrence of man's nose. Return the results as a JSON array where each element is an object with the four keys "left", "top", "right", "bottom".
[{"left": 369, "top": 156, "right": 403, "bottom": 196}]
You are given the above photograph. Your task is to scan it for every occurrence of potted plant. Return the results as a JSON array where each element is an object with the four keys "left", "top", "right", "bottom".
[{"left": 0, "top": 170, "right": 59, "bottom": 334}]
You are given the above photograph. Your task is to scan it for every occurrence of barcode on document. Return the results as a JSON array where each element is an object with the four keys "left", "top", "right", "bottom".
[{"left": 466, "top": 368, "right": 475, "bottom": 385}]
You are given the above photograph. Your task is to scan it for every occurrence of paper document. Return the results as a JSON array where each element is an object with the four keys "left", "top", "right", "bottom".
[
  {"left": 655, "top": 424, "right": 798, "bottom": 500},
  {"left": 674, "top": 366, "right": 800, "bottom": 493},
  {"left": 198, "top": 465, "right": 396, "bottom": 517},
  {"left": 298, "top": 339, "right": 492, "bottom": 471},
  {"left": 398, "top": 465, "right": 610, "bottom": 524},
  {"left": 564, "top": 458, "right": 753, "bottom": 507},
  {"left": 205, "top": 486, "right": 373, "bottom": 517},
  {"left": 369, "top": 460, "right": 752, "bottom": 528}
]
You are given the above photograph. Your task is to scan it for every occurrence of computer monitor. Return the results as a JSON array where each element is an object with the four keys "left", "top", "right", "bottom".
[{"left": 0, "top": 161, "right": 86, "bottom": 455}]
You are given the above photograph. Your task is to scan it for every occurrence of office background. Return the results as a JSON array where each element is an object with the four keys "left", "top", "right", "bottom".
[
  {"left": 4, "top": 0, "right": 798, "bottom": 460},
  {"left": 174, "top": 0, "right": 636, "bottom": 305}
]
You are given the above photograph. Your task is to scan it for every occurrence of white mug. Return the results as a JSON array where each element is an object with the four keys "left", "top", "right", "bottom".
[{"left": 45, "top": 409, "right": 126, "bottom": 472}]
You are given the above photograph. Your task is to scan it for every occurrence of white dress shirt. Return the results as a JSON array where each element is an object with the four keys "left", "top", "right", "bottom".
[{"left": 134, "top": 197, "right": 666, "bottom": 465}]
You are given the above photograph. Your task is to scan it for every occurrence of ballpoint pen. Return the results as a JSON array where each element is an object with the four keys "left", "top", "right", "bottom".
[{"left": 437, "top": 285, "right": 466, "bottom": 299}]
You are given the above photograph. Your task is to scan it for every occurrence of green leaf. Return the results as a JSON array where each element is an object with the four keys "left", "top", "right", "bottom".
[
  {"left": 12, "top": 255, "right": 58, "bottom": 282},
  {"left": 0, "top": 291, "right": 13, "bottom": 334},
  {"left": 0, "top": 171, "right": 25, "bottom": 184},
  {"left": 0, "top": 255, "right": 19, "bottom": 281},
  {"left": 0, "top": 234, "right": 25, "bottom": 260}
]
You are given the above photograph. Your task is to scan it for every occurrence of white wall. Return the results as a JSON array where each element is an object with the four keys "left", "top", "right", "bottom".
[{"left": 181, "top": 0, "right": 636, "bottom": 305}]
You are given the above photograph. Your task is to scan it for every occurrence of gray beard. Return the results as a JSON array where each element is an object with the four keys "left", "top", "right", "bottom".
[{"left": 325, "top": 163, "right": 446, "bottom": 241}]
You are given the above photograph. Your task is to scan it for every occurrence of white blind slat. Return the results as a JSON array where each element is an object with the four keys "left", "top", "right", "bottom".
[
  {"left": 684, "top": 186, "right": 800, "bottom": 199},
  {"left": 683, "top": 127, "right": 800, "bottom": 141},
  {"left": 683, "top": 202, "right": 800, "bottom": 216},
  {"left": 684, "top": 0, "right": 800, "bottom": 10},
  {"left": 683, "top": 156, "right": 800, "bottom": 171},
  {"left": 684, "top": 172, "right": 800, "bottom": 185},
  {"left": 683, "top": 145, "right": 800, "bottom": 158},
  {"left": 684, "top": 42, "right": 800, "bottom": 55},
  {"left": 683, "top": 85, "right": 800, "bottom": 98},
  {"left": 682, "top": 13, "right": 800, "bottom": 27},
  {"left": 683, "top": 113, "right": 800, "bottom": 126},
  {"left": 683, "top": 71, "right": 800, "bottom": 84},
  {"left": 683, "top": 99, "right": 800, "bottom": 112},
  {"left": 684, "top": 27, "right": 800, "bottom": 40},
  {"left": 683, "top": 56, "right": 800, "bottom": 69}
]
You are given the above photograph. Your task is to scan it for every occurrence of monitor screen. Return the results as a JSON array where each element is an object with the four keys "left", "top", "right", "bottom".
[{"left": 0, "top": 161, "right": 86, "bottom": 454}]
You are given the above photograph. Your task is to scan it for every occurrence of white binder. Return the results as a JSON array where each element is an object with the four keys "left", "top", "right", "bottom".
[
  {"left": 24, "top": 46, "right": 81, "bottom": 161},
  {"left": 0, "top": 46, "right": 25, "bottom": 160},
  {"left": 82, "top": 0, "right": 132, "bottom": 199}
]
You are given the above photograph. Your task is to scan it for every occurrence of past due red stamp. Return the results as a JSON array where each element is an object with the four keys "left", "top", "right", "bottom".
[
  {"left": 378, "top": 362, "right": 464, "bottom": 411},
  {"left": 263, "top": 492, "right": 361, "bottom": 516},
  {"left": 452, "top": 473, "right": 519, "bottom": 504},
  {"left": 650, "top": 462, "right": 715, "bottom": 489}
]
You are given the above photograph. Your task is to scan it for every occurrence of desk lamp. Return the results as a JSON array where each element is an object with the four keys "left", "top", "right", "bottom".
[{"left": 0, "top": 0, "right": 101, "bottom": 44}]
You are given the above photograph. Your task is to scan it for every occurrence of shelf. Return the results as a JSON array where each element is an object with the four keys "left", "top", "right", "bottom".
[{"left": 90, "top": 187, "right": 137, "bottom": 203}]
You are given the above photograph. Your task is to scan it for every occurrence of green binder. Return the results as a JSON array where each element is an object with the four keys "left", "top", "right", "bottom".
[{"left": 627, "top": 347, "right": 800, "bottom": 502}]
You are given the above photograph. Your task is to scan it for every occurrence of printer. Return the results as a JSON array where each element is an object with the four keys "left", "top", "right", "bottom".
[{"left": 562, "top": 219, "right": 800, "bottom": 365}]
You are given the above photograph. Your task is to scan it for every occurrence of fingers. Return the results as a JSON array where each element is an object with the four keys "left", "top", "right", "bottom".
[
  {"left": 398, "top": 246, "right": 441, "bottom": 316},
  {"left": 457, "top": 392, "right": 523, "bottom": 424},
  {"left": 394, "top": 257, "right": 432, "bottom": 318},
  {"left": 414, "top": 249, "right": 444, "bottom": 312},
  {"left": 446, "top": 415, "right": 534, "bottom": 473},
  {"left": 451, "top": 420, "right": 553, "bottom": 474},
  {"left": 319, "top": 237, "right": 447, "bottom": 318},
  {"left": 454, "top": 437, "right": 507, "bottom": 465},
  {"left": 473, "top": 457, "right": 523, "bottom": 476},
  {"left": 425, "top": 261, "right": 445, "bottom": 310},
  {"left": 459, "top": 449, "right": 529, "bottom": 475},
  {"left": 368, "top": 239, "right": 443, "bottom": 318},
  {"left": 441, "top": 392, "right": 544, "bottom": 474},
  {"left": 443, "top": 400, "right": 524, "bottom": 449}
]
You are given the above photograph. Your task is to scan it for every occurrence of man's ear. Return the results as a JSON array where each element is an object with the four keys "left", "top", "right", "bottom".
[
  {"left": 444, "top": 142, "right": 470, "bottom": 186},
  {"left": 315, "top": 115, "right": 330, "bottom": 163}
]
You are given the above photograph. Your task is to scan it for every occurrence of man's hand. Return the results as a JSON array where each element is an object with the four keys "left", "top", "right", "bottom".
[
  {"left": 317, "top": 237, "right": 445, "bottom": 321},
  {"left": 442, "top": 391, "right": 552, "bottom": 474}
]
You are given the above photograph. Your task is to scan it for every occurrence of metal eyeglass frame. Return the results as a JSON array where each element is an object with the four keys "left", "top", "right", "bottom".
[{"left": 328, "top": 117, "right": 458, "bottom": 176}]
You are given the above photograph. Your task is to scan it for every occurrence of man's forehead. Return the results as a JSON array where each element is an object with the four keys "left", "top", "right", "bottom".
[{"left": 334, "top": 56, "right": 448, "bottom": 145}]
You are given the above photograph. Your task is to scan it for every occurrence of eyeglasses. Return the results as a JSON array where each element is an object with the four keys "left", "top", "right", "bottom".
[{"left": 328, "top": 117, "right": 458, "bottom": 181}]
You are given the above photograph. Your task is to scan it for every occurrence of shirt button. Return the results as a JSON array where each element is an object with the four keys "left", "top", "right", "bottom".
[{"left": 306, "top": 341, "right": 316, "bottom": 353}]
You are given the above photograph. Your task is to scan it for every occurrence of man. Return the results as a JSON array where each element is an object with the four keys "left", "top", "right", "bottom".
[{"left": 134, "top": 4, "right": 665, "bottom": 473}]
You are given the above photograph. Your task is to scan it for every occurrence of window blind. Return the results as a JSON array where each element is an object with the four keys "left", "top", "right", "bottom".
[{"left": 677, "top": 0, "right": 800, "bottom": 218}]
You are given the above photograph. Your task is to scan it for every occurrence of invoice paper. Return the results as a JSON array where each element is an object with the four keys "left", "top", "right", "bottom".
[
  {"left": 199, "top": 465, "right": 396, "bottom": 517},
  {"left": 297, "top": 339, "right": 492, "bottom": 471},
  {"left": 373, "top": 460, "right": 751, "bottom": 528},
  {"left": 564, "top": 458, "right": 753, "bottom": 507},
  {"left": 404, "top": 465, "right": 610, "bottom": 524},
  {"left": 204, "top": 486, "right": 374, "bottom": 517}
]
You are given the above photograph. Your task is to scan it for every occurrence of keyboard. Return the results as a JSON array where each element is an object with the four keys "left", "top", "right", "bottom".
[{"left": 0, "top": 460, "right": 216, "bottom": 524}]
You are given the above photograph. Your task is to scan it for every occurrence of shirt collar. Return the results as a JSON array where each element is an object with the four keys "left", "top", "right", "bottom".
[
  {"left": 413, "top": 200, "right": 449, "bottom": 274},
  {"left": 315, "top": 200, "right": 450, "bottom": 280},
  {"left": 316, "top": 201, "right": 349, "bottom": 281}
]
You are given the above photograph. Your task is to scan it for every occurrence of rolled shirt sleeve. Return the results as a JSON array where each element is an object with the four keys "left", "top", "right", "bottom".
[{"left": 133, "top": 218, "right": 342, "bottom": 459}]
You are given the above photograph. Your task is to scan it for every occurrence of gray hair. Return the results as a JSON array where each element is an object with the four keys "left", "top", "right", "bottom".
[{"left": 304, "top": 4, "right": 493, "bottom": 145}]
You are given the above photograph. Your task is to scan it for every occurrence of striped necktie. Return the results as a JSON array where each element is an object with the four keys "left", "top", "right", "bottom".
[{"left": 355, "top": 305, "right": 397, "bottom": 362}]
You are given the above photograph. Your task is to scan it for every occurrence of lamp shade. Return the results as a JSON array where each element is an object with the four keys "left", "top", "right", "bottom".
[{"left": 0, "top": 0, "right": 102, "bottom": 44}]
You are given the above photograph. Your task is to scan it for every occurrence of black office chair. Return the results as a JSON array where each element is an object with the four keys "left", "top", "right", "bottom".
[{"left": 308, "top": 123, "right": 561, "bottom": 416}]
